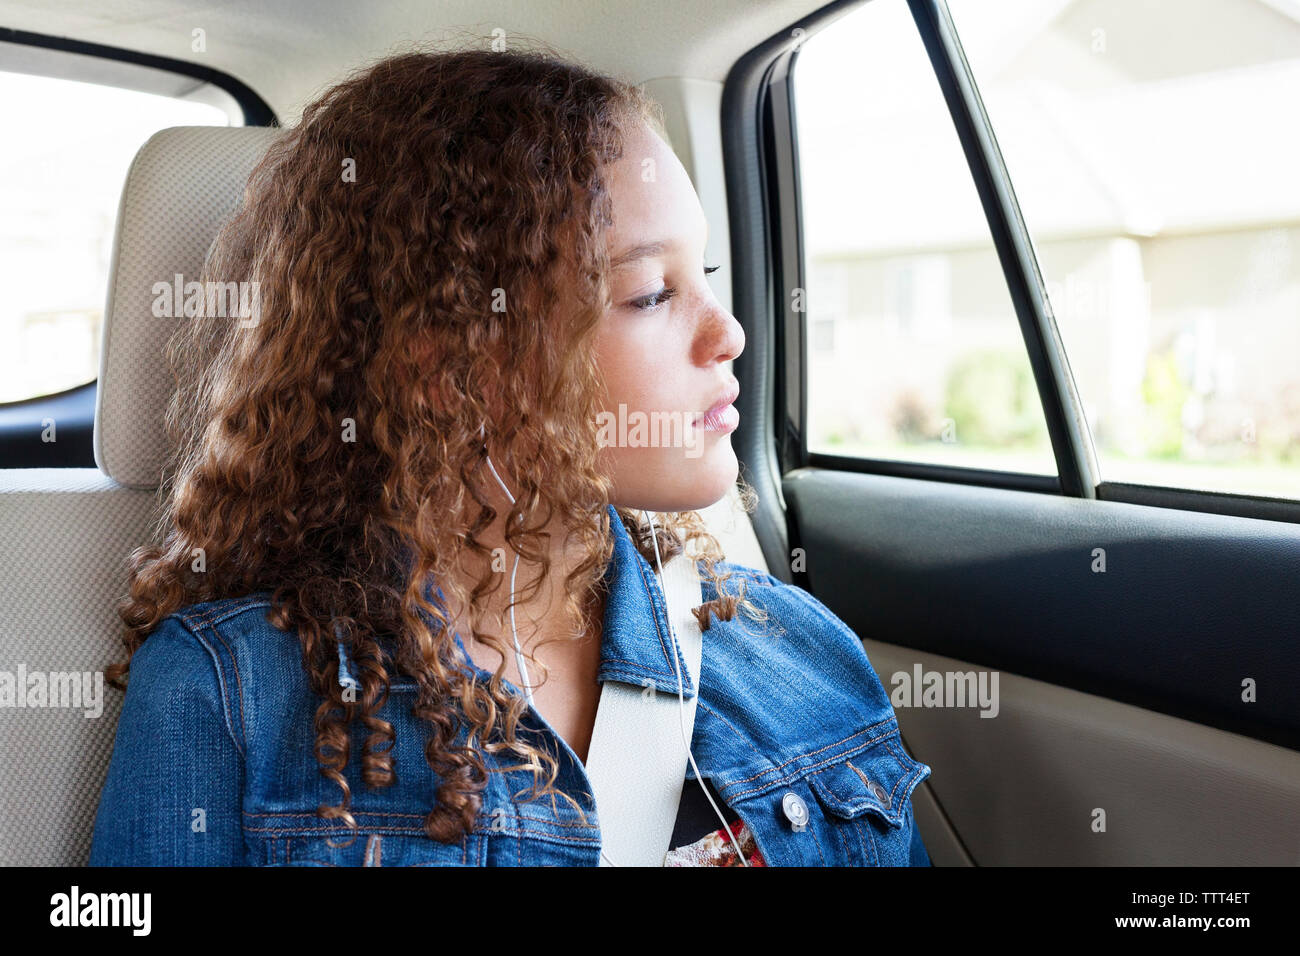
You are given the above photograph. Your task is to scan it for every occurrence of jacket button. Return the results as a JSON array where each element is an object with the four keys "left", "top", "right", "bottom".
[
  {"left": 781, "top": 791, "right": 809, "bottom": 829},
  {"left": 869, "top": 782, "right": 890, "bottom": 806}
]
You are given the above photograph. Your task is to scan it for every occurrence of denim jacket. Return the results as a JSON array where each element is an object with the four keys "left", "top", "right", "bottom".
[{"left": 89, "top": 504, "right": 932, "bottom": 866}]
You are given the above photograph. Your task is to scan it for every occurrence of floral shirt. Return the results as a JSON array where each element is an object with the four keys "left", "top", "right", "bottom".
[{"left": 666, "top": 776, "right": 766, "bottom": 866}]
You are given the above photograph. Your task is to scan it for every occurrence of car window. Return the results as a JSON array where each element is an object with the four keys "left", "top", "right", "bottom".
[
  {"left": 948, "top": 0, "right": 1300, "bottom": 501},
  {"left": 792, "top": 0, "right": 1057, "bottom": 477},
  {"left": 0, "top": 70, "right": 234, "bottom": 405}
]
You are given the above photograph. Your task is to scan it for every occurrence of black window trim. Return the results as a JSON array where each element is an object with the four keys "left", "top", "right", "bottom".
[
  {"left": 909, "top": 0, "right": 1099, "bottom": 499},
  {"left": 0, "top": 26, "right": 278, "bottom": 126}
]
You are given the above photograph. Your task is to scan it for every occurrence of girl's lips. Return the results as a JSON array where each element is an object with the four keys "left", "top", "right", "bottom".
[
  {"left": 696, "top": 402, "right": 740, "bottom": 433},
  {"left": 692, "top": 379, "right": 741, "bottom": 428}
]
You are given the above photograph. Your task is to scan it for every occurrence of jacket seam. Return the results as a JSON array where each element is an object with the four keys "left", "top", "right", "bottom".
[
  {"left": 173, "top": 597, "right": 273, "bottom": 630},
  {"left": 242, "top": 823, "right": 600, "bottom": 846},
  {"left": 809, "top": 816, "right": 828, "bottom": 865},
  {"left": 632, "top": 547, "right": 675, "bottom": 671},
  {"left": 718, "top": 720, "right": 902, "bottom": 801},
  {"left": 624, "top": 546, "right": 696, "bottom": 697},
  {"left": 884, "top": 738, "right": 931, "bottom": 808},
  {"left": 243, "top": 809, "right": 599, "bottom": 831},
  {"left": 206, "top": 626, "right": 249, "bottom": 749},
  {"left": 601, "top": 656, "right": 681, "bottom": 677},
  {"left": 632, "top": 552, "right": 697, "bottom": 695},
  {"left": 168, "top": 613, "right": 246, "bottom": 760}
]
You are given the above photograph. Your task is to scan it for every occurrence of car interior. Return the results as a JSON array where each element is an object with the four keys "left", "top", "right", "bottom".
[{"left": 0, "top": 0, "right": 1297, "bottom": 870}]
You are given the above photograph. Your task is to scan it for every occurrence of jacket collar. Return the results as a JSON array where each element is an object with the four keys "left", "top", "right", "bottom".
[
  {"left": 340, "top": 505, "right": 697, "bottom": 699},
  {"left": 595, "top": 504, "right": 698, "bottom": 699}
]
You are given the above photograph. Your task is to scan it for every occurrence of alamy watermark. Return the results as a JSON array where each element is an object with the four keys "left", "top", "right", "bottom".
[
  {"left": 50, "top": 886, "right": 150, "bottom": 935},
  {"left": 0, "top": 665, "right": 104, "bottom": 718},
  {"left": 151, "top": 273, "right": 261, "bottom": 327},
  {"left": 890, "top": 664, "right": 999, "bottom": 718},
  {"left": 594, "top": 403, "right": 709, "bottom": 458}
]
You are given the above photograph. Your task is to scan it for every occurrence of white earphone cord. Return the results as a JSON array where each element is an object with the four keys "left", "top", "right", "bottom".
[
  {"left": 480, "top": 431, "right": 748, "bottom": 866},
  {"left": 642, "top": 510, "right": 750, "bottom": 868},
  {"left": 481, "top": 447, "right": 536, "bottom": 712}
]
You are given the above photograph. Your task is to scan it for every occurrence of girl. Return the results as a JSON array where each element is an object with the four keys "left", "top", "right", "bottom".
[{"left": 89, "top": 46, "right": 932, "bottom": 867}]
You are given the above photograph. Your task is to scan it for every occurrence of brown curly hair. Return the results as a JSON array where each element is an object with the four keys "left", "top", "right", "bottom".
[{"left": 107, "top": 43, "right": 769, "bottom": 846}]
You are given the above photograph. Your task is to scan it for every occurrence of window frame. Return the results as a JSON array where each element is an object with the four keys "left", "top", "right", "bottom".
[
  {"left": 724, "top": 0, "right": 1300, "bottom": 530},
  {"left": 0, "top": 28, "right": 277, "bottom": 469},
  {"left": 0, "top": 26, "right": 277, "bottom": 126}
]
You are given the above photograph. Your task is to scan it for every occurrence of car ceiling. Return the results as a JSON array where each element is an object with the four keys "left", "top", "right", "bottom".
[{"left": 0, "top": 0, "right": 827, "bottom": 121}]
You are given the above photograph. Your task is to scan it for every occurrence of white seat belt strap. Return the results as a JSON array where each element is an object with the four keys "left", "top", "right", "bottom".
[{"left": 584, "top": 549, "right": 704, "bottom": 867}]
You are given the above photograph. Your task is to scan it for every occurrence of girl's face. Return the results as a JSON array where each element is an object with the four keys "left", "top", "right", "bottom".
[{"left": 594, "top": 120, "right": 746, "bottom": 513}]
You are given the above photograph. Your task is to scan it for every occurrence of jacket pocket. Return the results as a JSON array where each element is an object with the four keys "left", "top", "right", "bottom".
[{"left": 804, "top": 736, "right": 931, "bottom": 866}]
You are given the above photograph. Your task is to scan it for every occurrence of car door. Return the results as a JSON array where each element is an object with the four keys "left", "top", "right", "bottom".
[{"left": 723, "top": 0, "right": 1300, "bottom": 865}]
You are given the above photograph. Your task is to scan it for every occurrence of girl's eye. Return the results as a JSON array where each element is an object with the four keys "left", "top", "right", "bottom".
[
  {"left": 628, "top": 265, "right": 719, "bottom": 311},
  {"left": 631, "top": 286, "right": 678, "bottom": 311}
]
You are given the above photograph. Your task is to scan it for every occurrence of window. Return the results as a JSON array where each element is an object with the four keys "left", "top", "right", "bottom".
[
  {"left": 0, "top": 67, "right": 236, "bottom": 405},
  {"left": 949, "top": 0, "right": 1300, "bottom": 501},
  {"left": 792, "top": 0, "right": 1057, "bottom": 477}
]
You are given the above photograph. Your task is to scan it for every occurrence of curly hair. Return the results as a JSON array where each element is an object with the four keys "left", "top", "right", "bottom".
[{"left": 107, "top": 43, "right": 769, "bottom": 846}]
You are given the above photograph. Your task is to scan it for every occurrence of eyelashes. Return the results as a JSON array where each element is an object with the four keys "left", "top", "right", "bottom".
[
  {"left": 630, "top": 264, "right": 722, "bottom": 312},
  {"left": 632, "top": 286, "right": 679, "bottom": 311}
]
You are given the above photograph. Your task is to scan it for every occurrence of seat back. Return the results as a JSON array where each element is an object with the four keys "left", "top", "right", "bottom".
[
  {"left": 0, "top": 126, "right": 281, "bottom": 865},
  {"left": 0, "top": 124, "right": 767, "bottom": 866}
]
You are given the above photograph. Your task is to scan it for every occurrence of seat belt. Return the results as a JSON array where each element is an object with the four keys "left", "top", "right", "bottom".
[{"left": 583, "top": 547, "right": 704, "bottom": 867}]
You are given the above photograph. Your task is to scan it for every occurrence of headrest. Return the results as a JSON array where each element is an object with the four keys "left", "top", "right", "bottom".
[{"left": 94, "top": 125, "right": 282, "bottom": 489}]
